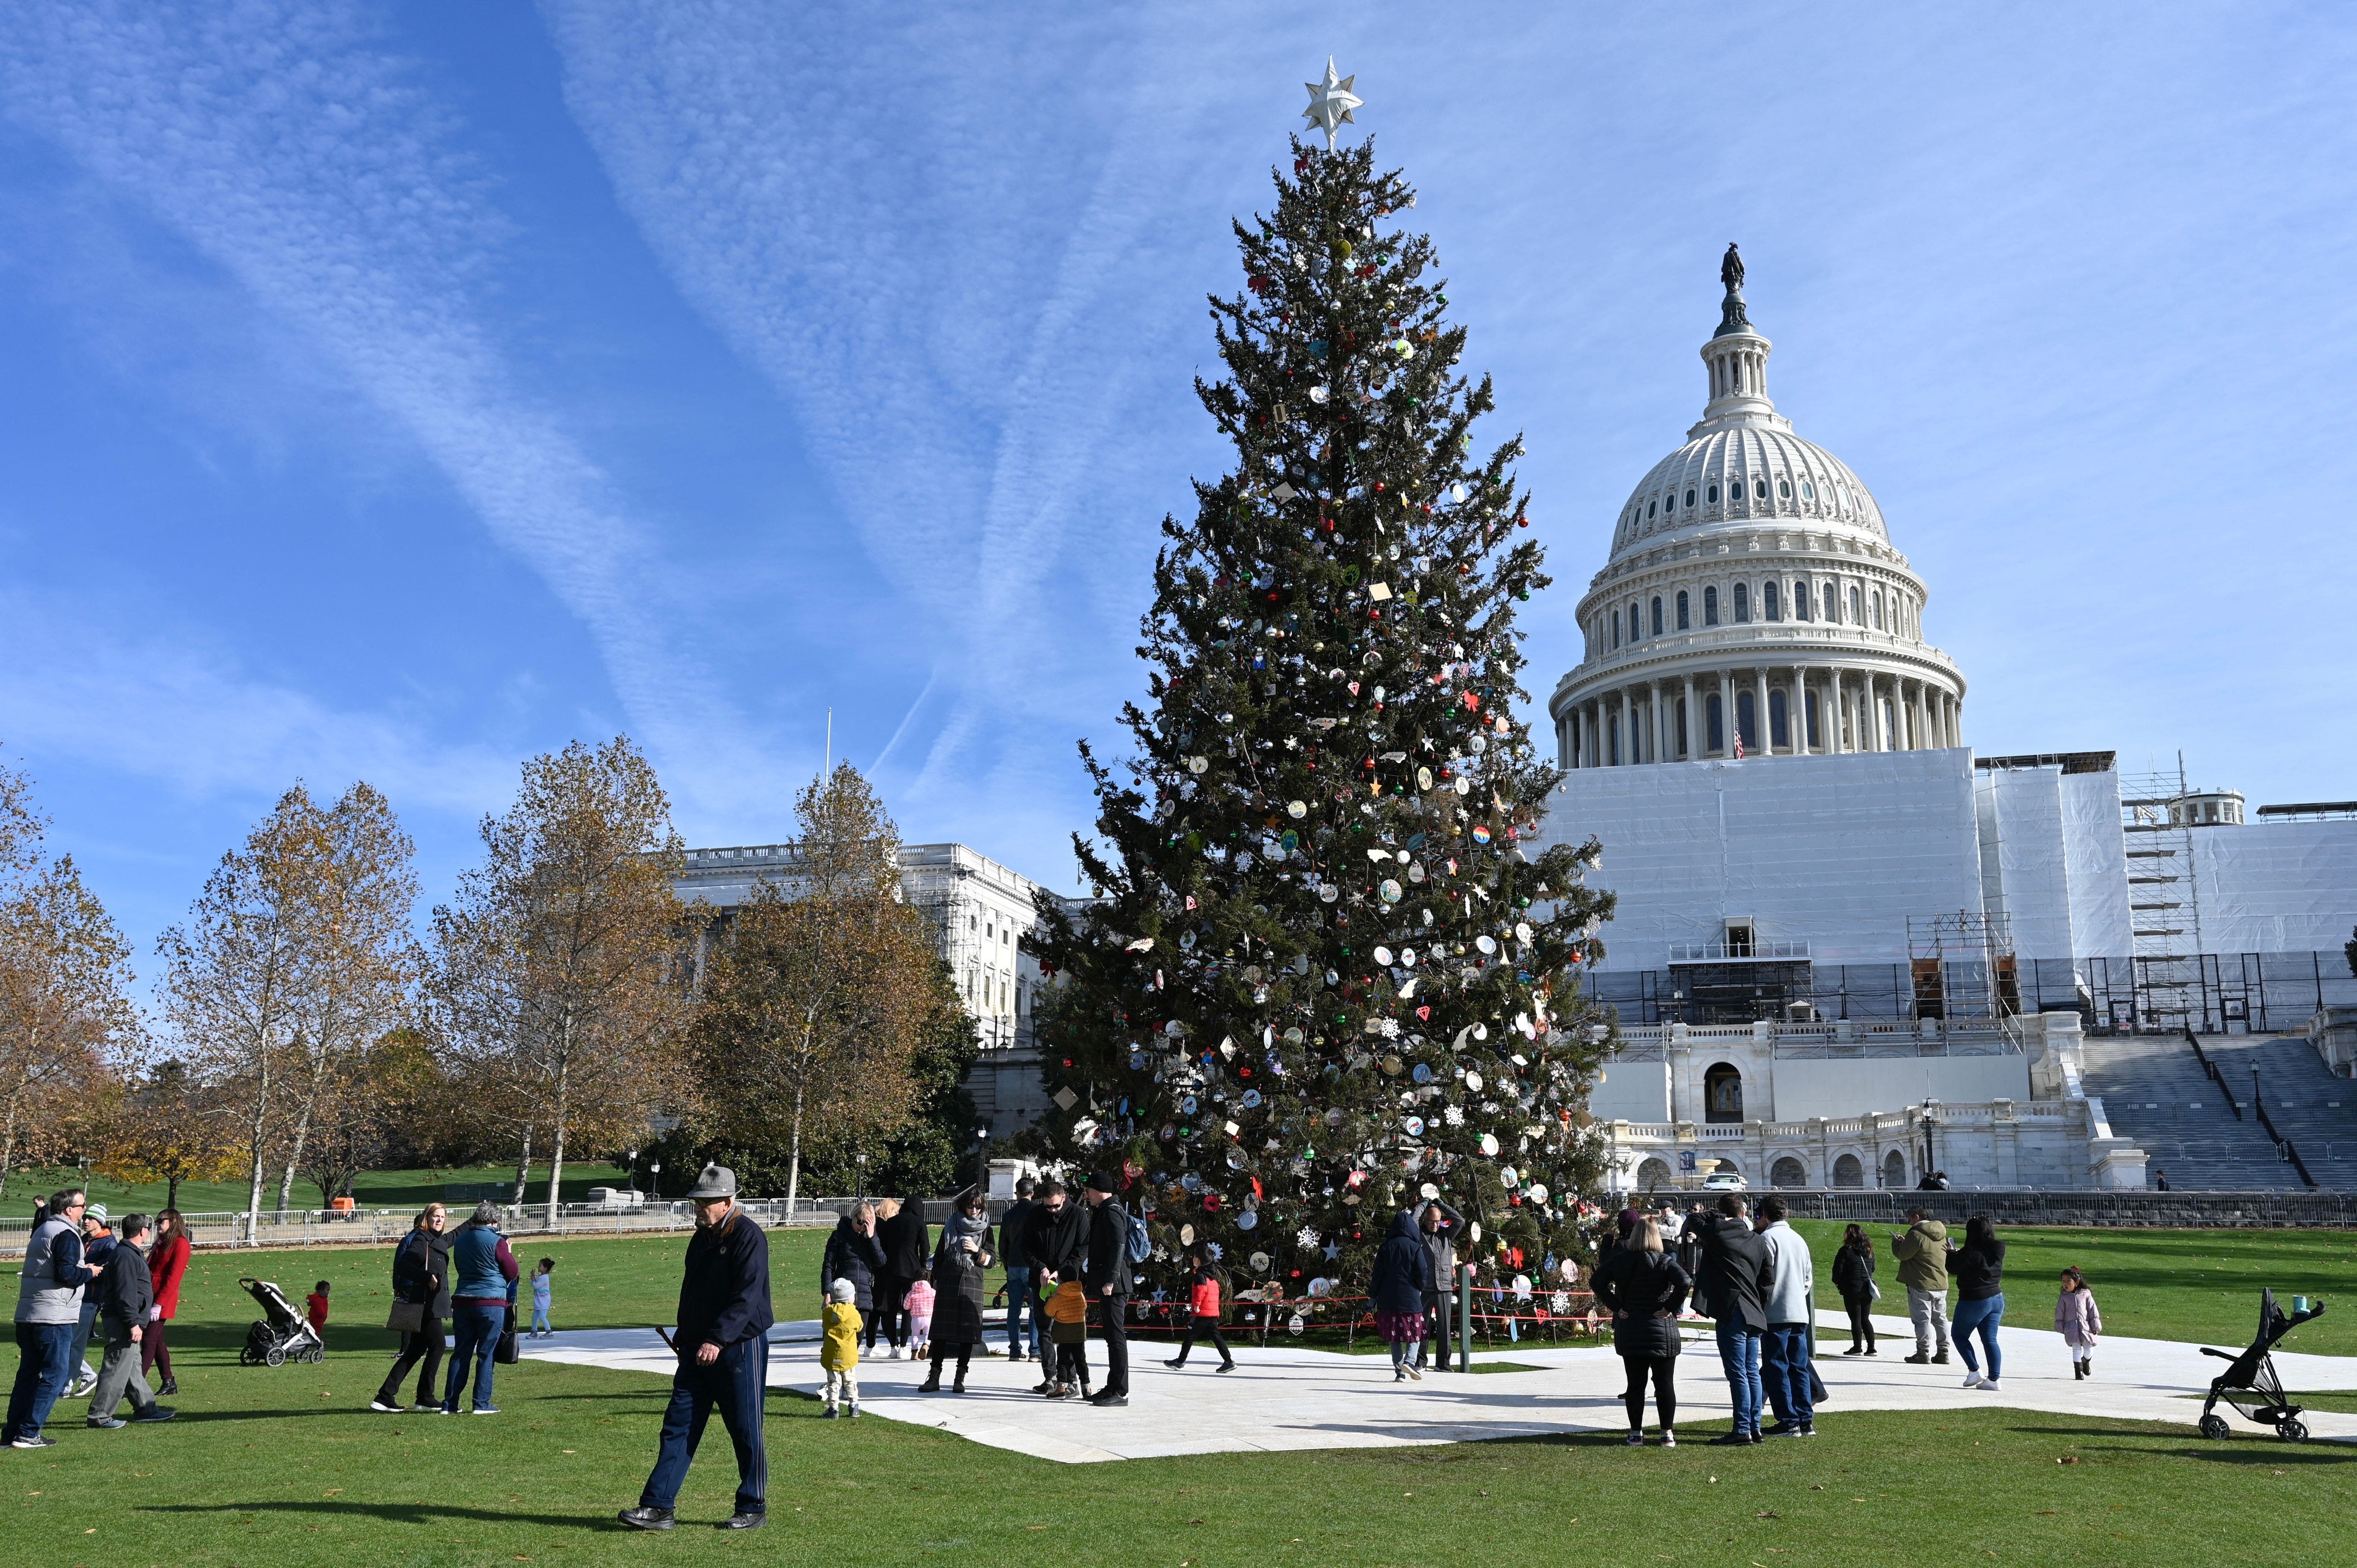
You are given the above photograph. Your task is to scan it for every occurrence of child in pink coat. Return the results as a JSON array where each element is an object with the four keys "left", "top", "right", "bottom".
[
  {"left": 2055, "top": 1267, "right": 2102, "bottom": 1379},
  {"left": 904, "top": 1277, "right": 936, "bottom": 1361}
]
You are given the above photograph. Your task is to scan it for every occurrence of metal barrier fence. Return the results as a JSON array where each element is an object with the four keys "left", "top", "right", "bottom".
[{"left": 0, "top": 1196, "right": 867, "bottom": 1252}]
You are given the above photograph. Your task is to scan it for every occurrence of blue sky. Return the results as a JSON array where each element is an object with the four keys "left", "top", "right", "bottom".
[{"left": 2, "top": 3, "right": 2352, "bottom": 964}]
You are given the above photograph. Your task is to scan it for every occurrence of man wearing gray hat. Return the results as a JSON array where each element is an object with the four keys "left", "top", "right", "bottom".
[{"left": 620, "top": 1164, "right": 774, "bottom": 1533}]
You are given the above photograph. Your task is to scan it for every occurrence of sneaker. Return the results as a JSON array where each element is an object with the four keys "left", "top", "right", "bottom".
[
  {"left": 1404, "top": 1363, "right": 1423, "bottom": 1381},
  {"left": 1765, "top": 1424, "right": 1803, "bottom": 1437},
  {"left": 1626, "top": 1430, "right": 1645, "bottom": 1446},
  {"left": 133, "top": 1408, "right": 176, "bottom": 1424},
  {"left": 1797, "top": 1424, "right": 1816, "bottom": 1436},
  {"left": 1164, "top": 1358, "right": 1187, "bottom": 1369},
  {"left": 717, "top": 1512, "right": 766, "bottom": 1531},
  {"left": 1043, "top": 1384, "right": 1070, "bottom": 1399},
  {"left": 847, "top": 1405, "right": 861, "bottom": 1419},
  {"left": 1841, "top": 1345, "right": 1864, "bottom": 1356},
  {"left": 1659, "top": 1431, "right": 1677, "bottom": 1448},
  {"left": 1216, "top": 1362, "right": 1236, "bottom": 1374},
  {"left": 370, "top": 1398, "right": 405, "bottom": 1413},
  {"left": 1393, "top": 1368, "right": 1407, "bottom": 1382},
  {"left": 1961, "top": 1373, "right": 1985, "bottom": 1389},
  {"left": 1086, "top": 1391, "right": 1128, "bottom": 1408},
  {"left": 1979, "top": 1378, "right": 2002, "bottom": 1391},
  {"left": 86, "top": 1416, "right": 127, "bottom": 1430},
  {"left": 1030, "top": 1380, "right": 1055, "bottom": 1395},
  {"left": 1865, "top": 1348, "right": 1879, "bottom": 1356},
  {"left": 1932, "top": 1352, "right": 1951, "bottom": 1365},
  {"left": 471, "top": 1404, "right": 501, "bottom": 1415},
  {"left": 1903, "top": 1353, "right": 1930, "bottom": 1365},
  {"left": 1710, "top": 1433, "right": 1753, "bottom": 1447},
  {"left": 823, "top": 1405, "right": 838, "bottom": 1419},
  {"left": 9, "top": 1435, "right": 57, "bottom": 1449},
  {"left": 617, "top": 1507, "right": 675, "bottom": 1532}
]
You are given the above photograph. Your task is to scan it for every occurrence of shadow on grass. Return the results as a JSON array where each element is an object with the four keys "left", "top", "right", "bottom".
[{"left": 143, "top": 1500, "right": 624, "bottom": 1531}]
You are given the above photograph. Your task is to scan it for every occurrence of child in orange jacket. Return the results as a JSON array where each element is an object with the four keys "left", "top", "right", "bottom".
[
  {"left": 1043, "top": 1278, "right": 1091, "bottom": 1398},
  {"left": 1163, "top": 1249, "right": 1236, "bottom": 1373}
]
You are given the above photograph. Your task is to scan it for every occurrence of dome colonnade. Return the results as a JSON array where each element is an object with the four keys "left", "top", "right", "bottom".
[{"left": 1548, "top": 262, "right": 1965, "bottom": 769}]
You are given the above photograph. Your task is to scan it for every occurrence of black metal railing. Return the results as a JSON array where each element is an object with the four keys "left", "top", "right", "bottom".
[
  {"left": 2249, "top": 1082, "right": 2320, "bottom": 1189},
  {"left": 2183, "top": 1027, "right": 2244, "bottom": 1119}
]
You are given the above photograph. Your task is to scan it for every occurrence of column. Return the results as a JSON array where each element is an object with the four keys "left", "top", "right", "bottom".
[
  {"left": 1717, "top": 670, "right": 1734, "bottom": 757},
  {"left": 1651, "top": 679, "right": 1669, "bottom": 764},
  {"left": 1822, "top": 668, "right": 1842, "bottom": 754},
  {"left": 1682, "top": 675, "right": 1699, "bottom": 760},
  {"left": 1754, "top": 667, "right": 1771, "bottom": 757},
  {"left": 1858, "top": 670, "right": 1878, "bottom": 751}
]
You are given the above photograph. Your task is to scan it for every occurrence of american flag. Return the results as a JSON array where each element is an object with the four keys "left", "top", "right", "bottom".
[{"left": 1732, "top": 722, "right": 1745, "bottom": 760}]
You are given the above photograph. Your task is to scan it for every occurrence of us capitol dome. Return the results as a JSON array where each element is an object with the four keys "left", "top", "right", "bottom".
[{"left": 1548, "top": 248, "right": 1966, "bottom": 768}]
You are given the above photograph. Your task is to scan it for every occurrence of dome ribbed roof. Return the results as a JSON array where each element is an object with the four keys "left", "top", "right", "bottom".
[{"left": 1609, "top": 426, "right": 1887, "bottom": 559}]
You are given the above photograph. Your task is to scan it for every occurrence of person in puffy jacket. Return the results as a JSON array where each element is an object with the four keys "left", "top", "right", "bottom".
[
  {"left": 1889, "top": 1210, "right": 1952, "bottom": 1364},
  {"left": 873, "top": 1198, "right": 931, "bottom": 1359},
  {"left": 1371, "top": 1209, "right": 1435, "bottom": 1382},
  {"left": 917, "top": 1222, "right": 993, "bottom": 1394},
  {"left": 821, "top": 1204, "right": 886, "bottom": 1317},
  {"left": 1831, "top": 1224, "right": 1879, "bottom": 1356},
  {"left": 1682, "top": 1196, "right": 1774, "bottom": 1444},
  {"left": 820, "top": 1279, "right": 862, "bottom": 1419},
  {"left": 1590, "top": 1216, "right": 1690, "bottom": 1447},
  {"left": 1946, "top": 1214, "right": 2007, "bottom": 1391},
  {"left": 1163, "top": 1247, "right": 1236, "bottom": 1373},
  {"left": 2054, "top": 1266, "right": 2102, "bottom": 1379}
]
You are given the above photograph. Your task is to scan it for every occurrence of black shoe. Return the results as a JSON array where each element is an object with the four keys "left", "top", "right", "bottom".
[
  {"left": 1749, "top": 1431, "right": 1765, "bottom": 1444},
  {"left": 159, "top": 1378, "right": 179, "bottom": 1396},
  {"left": 1765, "top": 1424, "right": 1803, "bottom": 1437},
  {"left": 1164, "top": 1357, "right": 1187, "bottom": 1369},
  {"left": 86, "top": 1417, "right": 127, "bottom": 1430},
  {"left": 716, "top": 1512, "right": 765, "bottom": 1531},
  {"left": 1087, "top": 1391, "right": 1128, "bottom": 1407},
  {"left": 133, "top": 1408, "right": 176, "bottom": 1424},
  {"left": 1932, "top": 1353, "right": 1951, "bottom": 1365},
  {"left": 617, "top": 1507, "right": 675, "bottom": 1532},
  {"left": 918, "top": 1374, "right": 941, "bottom": 1393},
  {"left": 1841, "top": 1345, "right": 1864, "bottom": 1356},
  {"left": 1031, "top": 1380, "right": 1055, "bottom": 1395},
  {"left": 1797, "top": 1424, "right": 1817, "bottom": 1436},
  {"left": 1216, "top": 1362, "right": 1236, "bottom": 1373},
  {"left": 1904, "top": 1353, "right": 1930, "bottom": 1364},
  {"left": 1710, "top": 1433, "right": 1753, "bottom": 1447},
  {"left": 952, "top": 1373, "right": 967, "bottom": 1394}
]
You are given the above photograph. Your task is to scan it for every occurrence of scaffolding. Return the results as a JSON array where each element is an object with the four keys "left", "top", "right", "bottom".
[
  {"left": 1905, "top": 909, "right": 2020, "bottom": 1026},
  {"left": 2120, "top": 752, "right": 2204, "bottom": 1033}
]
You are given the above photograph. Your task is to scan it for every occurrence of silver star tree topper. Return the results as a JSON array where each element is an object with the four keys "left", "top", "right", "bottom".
[{"left": 1302, "top": 56, "right": 1363, "bottom": 151}]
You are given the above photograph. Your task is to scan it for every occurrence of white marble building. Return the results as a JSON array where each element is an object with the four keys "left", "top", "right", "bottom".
[{"left": 673, "top": 841, "right": 1059, "bottom": 1135}]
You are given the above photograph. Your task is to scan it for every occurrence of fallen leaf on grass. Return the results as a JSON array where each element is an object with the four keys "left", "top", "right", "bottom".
[
  {"left": 2056, "top": 1457, "right": 2079, "bottom": 1466},
  {"left": 323, "top": 1490, "right": 342, "bottom": 1497},
  {"left": 1810, "top": 1485, "right": 1824, "bottom": 1491},
  {"left": 1755, "top": 1510, "right": 1780, "bottom": 1520}
]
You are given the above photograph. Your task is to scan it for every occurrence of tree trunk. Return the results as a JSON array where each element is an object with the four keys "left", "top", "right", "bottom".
[
  {"left": 276, "top": 1096, "right": 314, "bottom": 1219},
  {"left": 0, "top": 1103, "right": 18, "bottom": 1204},
  {"left": 545, "top": 1058, "right": 569, "bottom": 1229},
  {"left": 167, "top": 1171, "right": 180, "bottom": 1211},
  {"left": 510, "top": 1126, "right": 534, "bottom": 1205},
  {"left": 785, "top": 1082, "right": 805, "bottom": 1213}
]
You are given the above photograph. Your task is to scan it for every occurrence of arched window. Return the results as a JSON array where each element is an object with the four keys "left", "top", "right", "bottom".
[
  {"left": 1707, "top": 483, "right": 1720, "bottom": 504},
  {"left": 1647, "top": 499, "right": 1656, "bottom": 518},
  {"left": 1734, "top": 583, "right": 1750, "bottom": 622},
  {"left": 1769, "top": 688, "right": 1790, "bottom": 748},
  {"left": 1770, "top": 1156, "right": 1808, "bottom": 1189},
  {"left": 1735, "top": 690, "right": 1757, "bottom": 751},
  {"left": 1873, "top": 592, "right": 1884, "bottom": 630},
  {"left": 1675, "top": 696, "right": 1689, "bottom": 757},
  {"left": 1651, "top": 596, "right": 1664, "bottom": 636},
  {"left": 1636, "top": 1157, "right": 1675, "bottom": 1191},
  {"left": 1823, "top": 583, "right": 1837, "bottom": 621},
  {"left": 1684, "top": 488, "right": 1696, "bottom": 508},
  {"left": 1764, "top": 581, "right": 1782, "bottom": 621},
  {"left": 1611, "top": 612, "right": 1620, "bottom": 650},
  {"left": 1881, "top": 1150, "right": 1907, "bottom": 1189},
  {"left": 1833, "top": 1153, "right": 1864, "bottom": 1189},
  {"left": 1849, "top": 585, "right": 1861, "bottom": 623},
  {"left": 1704, "top": 1063, "right": 1744, "bottom": 1123},
  {"left": 1704, "top": 586, "right": 1720, "bottom": 625},
  {"left": 1802, "top": 481, "right": 1815, "bottom": 500},
  {"left": 1794, "top": 581, "right": 1812, "bottom": 621},
  {"left": 1707, "top": 692, "right": 1725, "bottom": 753},
  {"left": 1608, "top": 711, "right": 1620, "bottom": 765},
  {"left": 1779, "top": 479, "right": 1792, "bottom": 499},
  {"left": 1630, "top": 600, "right": 1642, "bottom": 639},
  {"left": 1676, "top": 589, "right": 1690, "bottom": 630},
  {"left": 1730, "top": 480, "right": 1745, "bottom": 500}
]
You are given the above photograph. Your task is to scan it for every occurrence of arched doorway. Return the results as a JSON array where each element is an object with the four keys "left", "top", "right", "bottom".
[
  {"left": 1636, "top": 1157, "right": 1674, "bottom": 1191},
  {"left": 1704, "top": 1062, "right": 1744, "bottom": 1123},
  {"left": 1770, "top": 1156, "right": 1808, "bottom": 1189},
  {"left": 1833, "top": 1153, "right": 1865, "bottom": 1189},
  {"left": 1882, "top": 1149, "right": 1907, "bottom": 1189}
]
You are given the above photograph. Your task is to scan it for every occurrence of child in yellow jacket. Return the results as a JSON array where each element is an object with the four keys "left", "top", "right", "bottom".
[
  {"left": 822, "top": 1279, "right": 862, "bottom": 1419},
  {"left": 1043, "top": 1278, "right": 1091, "bottom": 1398}
]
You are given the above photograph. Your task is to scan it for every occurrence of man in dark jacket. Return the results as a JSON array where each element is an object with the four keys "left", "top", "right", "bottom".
[
  {"left": 85, "top": 1214, "right": 172, "bottom": 1429},
  {"left": 874, "top": 1196, "right": 930, "bottom": 1358},
  {"left": 1411, "top": 1199, "right": 1465, "bottom": 1372},
  {"left": 1682, "top": 1195, "right": 1774, "bottom": 1446},
  {"left": 1022, "top": 1180, "right": 1085, "bottom": 1394},
  {"left": 1080, "top": 1172, "right": 1131, "bottom": 1406},
  {"left": 622, "top": 1166, "right": 775, "bottom": 1533},
  {"left": 998, "top": 1177, "right": 1041, "bottom": 1363}
]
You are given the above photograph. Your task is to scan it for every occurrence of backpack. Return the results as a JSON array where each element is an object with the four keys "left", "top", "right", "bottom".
[{"left": 1123, "top": 1207, "right": 1152, "bottom": 1265}]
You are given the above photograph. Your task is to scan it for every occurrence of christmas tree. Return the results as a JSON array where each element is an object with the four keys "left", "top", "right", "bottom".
[{"left": 1029, "top": 89, "right": 1616, "bottom": 1320}]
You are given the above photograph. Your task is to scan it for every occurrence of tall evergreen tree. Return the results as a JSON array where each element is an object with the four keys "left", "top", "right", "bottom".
[{"left": 1029, "top": 129, "right": 1617, "bottom": 1313}]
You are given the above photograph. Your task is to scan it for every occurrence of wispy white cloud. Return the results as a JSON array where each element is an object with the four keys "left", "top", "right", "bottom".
[{"left": 0, "top": 0, "right": 772, "bottom": 814}]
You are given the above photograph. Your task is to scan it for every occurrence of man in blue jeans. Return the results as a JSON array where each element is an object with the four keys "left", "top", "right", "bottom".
[
  {"left": 1755, "top": 1195, "right": 1817, "bottom": 1436},
  {"left": 998, "top": 1176, "right": 1041, "bottom": 1361},
  {"left": 620, "top": 1165, "right": 774, "bottom": 1533},
  {"left": 7, "top": 1189, "right": 99, "bottom": 1449},
  {"left": 1682, "top": 1193, "right": 1774, "bottom": 1447}
]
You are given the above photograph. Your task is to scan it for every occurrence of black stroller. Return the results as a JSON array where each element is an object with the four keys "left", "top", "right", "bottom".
[
  {"left": 2197, "top": 1287, "right": 2324, "bottom": 1442},
  {"left": 236, "top": 1277, "right": 327, "bottom": 1367}
]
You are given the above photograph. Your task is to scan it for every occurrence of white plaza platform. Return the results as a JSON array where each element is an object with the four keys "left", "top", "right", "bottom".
[{"left": 519, "top": 1309, "right": 2357, "bottom": 1464}]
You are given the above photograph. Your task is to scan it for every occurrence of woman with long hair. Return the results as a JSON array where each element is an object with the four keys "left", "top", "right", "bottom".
[
  {"left": 372, "top": 1203, "right": 451, "bottom": 1412},
  {"left": 1947, "top": 1213, "right": 2007, "bottom": 1391},
  {"left": 1831, "top": 1223, "right": 1879, "bottom": 1356},
  {"left": 1589, "top": 1216, "right": 1692, "bottom": 1446},
  {"left": 142, "top": 1208, "right": 191, "bottom": 1395}
]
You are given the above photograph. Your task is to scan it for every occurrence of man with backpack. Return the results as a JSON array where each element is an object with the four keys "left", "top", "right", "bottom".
[{"left": 1081, "top": 1171, "right": 1134, "bottom": 1407}]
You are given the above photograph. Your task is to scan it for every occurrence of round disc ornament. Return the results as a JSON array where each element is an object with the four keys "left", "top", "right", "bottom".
[
  {"left": 1288, "top": 799, "right": 1308, "bottom": 818},
  {"left": 1479, "top": 1133, "right": 1500, "bottom": 1156},
  {"left": 1373, "top": 945, "right": 1394, "bottom": 966},
  {"left": 1379, "top": 878, "right": 1403, "bottom": 903}
]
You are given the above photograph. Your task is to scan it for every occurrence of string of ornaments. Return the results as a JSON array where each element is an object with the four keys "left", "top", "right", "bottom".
[{"left": 1027, "top": 61, "right": 1619, "bottom": 1324}]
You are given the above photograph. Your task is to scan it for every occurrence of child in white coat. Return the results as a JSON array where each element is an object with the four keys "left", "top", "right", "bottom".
[{"left": 2054, "top": 1266, "right": 2102, "bottom": 1378}]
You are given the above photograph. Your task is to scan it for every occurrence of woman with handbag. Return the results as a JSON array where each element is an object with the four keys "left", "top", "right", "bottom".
[
  {"left": 1832, "top": 1224, "right": 1880, "bottom": 1356},
  {"left": 373, "top": 1204, "right": 451, "bottom": 1412}
]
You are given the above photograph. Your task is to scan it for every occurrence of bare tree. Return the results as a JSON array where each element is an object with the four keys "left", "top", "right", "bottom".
[
  {"left": 690, "top": 764, "right": 942, "bottom": 1206},
  {"left": 271, "top": 783, "right": 418, "bottom": 1217},
  {"left": 430, "top": 737, "right": 693, "bottom": 1222}
]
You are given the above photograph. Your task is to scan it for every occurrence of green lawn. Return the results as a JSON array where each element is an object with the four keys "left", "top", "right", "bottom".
[
  {"left": 1789, "top": 1220, "right": 2357, "bottom": 1356},
  {"left": 1, "top": 1163, "right": 641, "bottom": 1218},
  {"left": 8, "top": 1227, "right": 2357, "bottom": 1565}
]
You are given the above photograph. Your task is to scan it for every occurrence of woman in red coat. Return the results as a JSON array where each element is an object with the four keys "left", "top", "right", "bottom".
[{"left": 143, "top": 1208, "right": 190, "bottom": 1394}]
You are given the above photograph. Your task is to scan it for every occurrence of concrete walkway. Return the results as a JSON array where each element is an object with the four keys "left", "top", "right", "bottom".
[{"left": 519, "top": 1311, "right": 2357, "bottom": 1464}]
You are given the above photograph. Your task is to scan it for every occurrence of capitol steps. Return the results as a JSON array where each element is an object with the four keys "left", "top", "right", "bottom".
[
  {"left": 2076, "top": 1033, "right": 2309, "bottom": 1191},
  {"left": 2191, "top": 1034, "right": 2357, "bottom": 1190}
]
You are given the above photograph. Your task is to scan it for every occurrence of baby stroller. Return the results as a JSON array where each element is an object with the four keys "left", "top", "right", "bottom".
[
  {"left": 237, "top": 1277, "right": 327, "bottom": 1367},
  {"left": 2198, "top": 1287, "right": 2324, "bottom": 1442}
]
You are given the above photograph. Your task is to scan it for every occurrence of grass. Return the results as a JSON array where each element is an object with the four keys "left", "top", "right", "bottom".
[
  {"left": 1788, "top": 1219, "right": 2357, "bottom": 1356},
  {"left": 8, "top": 1226, "right": 2357, "bottom": 1564},
  {"left": 1, "top": 1163, "right": 640, "bottom": 1217}
]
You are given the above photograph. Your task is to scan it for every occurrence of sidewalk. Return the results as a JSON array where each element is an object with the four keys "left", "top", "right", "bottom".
[{"left": 518, "top": 1309, "right": 2357, "bottom": 1465}]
